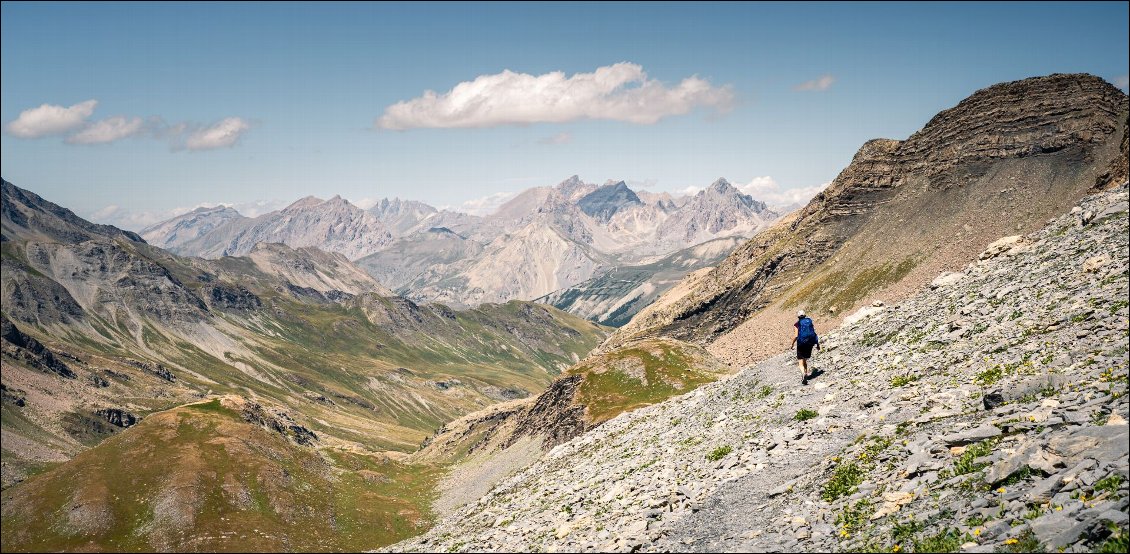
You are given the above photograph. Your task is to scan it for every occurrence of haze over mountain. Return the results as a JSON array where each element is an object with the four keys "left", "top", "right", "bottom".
[
  {"left": 145, "top": 174, "right": 780, "bottom": 313},
  {"left": 143, "top": 194, "right": 395, "bottom": 260}
]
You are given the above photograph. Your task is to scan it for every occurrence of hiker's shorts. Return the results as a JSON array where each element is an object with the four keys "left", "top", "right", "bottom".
[{"left": 797, "top": 339, "right": 816, "bottom": 360}]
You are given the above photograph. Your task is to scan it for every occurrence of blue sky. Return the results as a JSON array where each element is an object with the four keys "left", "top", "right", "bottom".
[{"left": 2, "top": 1, "right": 1127, "bottom": 229}]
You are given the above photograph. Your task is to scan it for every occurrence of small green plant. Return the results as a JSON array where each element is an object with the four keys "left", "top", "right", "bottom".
[
  {"left": 822, "top": 462, "right": 864, "bottom": 502},
  {"left": 834, "top": 498, "right": 873, "bottom": 538},
  {"left": 795, "top": 408, "right": 819, "bottom": 421},
  {"left": 757, "top": 384, "right": 773, "bottom": 398},
  {"left": 706, "top": 445, "right": 733, "bottom": 462},
  {"left": 914, "top": 528, "right": 962, "bottom": 553},
  {"left": 1091, "top": 410, "right": 1111, "bottom": 426},
  {"left": 950, "top": 438, "right": 996, "bottom": 477},
  {"left": 1094, "top": 474, "right": 1124, "bottom": 495},
  {"left": 860, "top": 329, "right": 898, "bottom": 347},
  {"left": 1039, "top": 382, "right": 1058, "bottom": 398},
  {"left": 1000, "top": 529, "right": 1042, "bottom": 552},
  {"left": 890, "top": 374, "right": 919, "bottom": 387},
  {"left": 976, "top": 364, "right": 1006, "bottom": 386},
  {"left": 1096, "top": 523, "right": 1129, "bottom": 553},
  {"left": 890, "top": 518, "right": 922, "bottom": 545},
  {"left": 999, "top": 465, "right": 1032, "bottom": 487},
  {"left": 679, "top": 436, "right": 702, "bottom": 447},
  {"left": 859, "top": 435, "right": 893, "bottom": 462}
]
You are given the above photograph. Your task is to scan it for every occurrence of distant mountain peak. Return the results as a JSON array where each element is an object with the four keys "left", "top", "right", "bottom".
[
  {"left": 577, "top": 180, "right": 642, "bottom": 222},
  {"left": 286, "top": 195, "right": 325, "bottom": 211},
  {"left": 556, "top": 175, "right": 583, "bottom": 189},
  {"left": 707, "top": 178, "right": 734, "bottom": 193}
]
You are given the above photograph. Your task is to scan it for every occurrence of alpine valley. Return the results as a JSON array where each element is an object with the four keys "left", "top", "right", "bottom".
[{"left": 2, "top": 72, "right": 1128, "bottom": 554}]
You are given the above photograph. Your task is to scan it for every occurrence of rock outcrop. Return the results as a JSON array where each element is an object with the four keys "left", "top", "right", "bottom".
[
  {"left": 1, "top": 314, "right": 75, "bottom": 379},
  {"left": 608, "top": 73, "right": 1129, "bottom": 358}
]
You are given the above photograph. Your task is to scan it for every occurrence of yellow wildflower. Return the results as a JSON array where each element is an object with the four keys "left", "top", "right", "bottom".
[
  {"left": 1004, "top": 538, "right": 1019, "bottom": 545},
  {"left": 997, "top": 487, "right": 1007, "bottom": 494},
  {"left": 973, "top": 528, "right": 982, "bottom": 536},
  {"left": 892, "top": 545, "right": 902, "bottom": 553}
]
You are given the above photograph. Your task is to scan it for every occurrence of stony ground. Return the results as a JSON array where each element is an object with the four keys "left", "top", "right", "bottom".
[{"left": 388, "top": 184, "right": 1129, "bottom": 553}]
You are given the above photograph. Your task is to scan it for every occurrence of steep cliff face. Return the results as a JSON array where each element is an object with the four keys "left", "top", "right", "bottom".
[{"left": 608, "top": 73, "right": 1129, "bottom": 357}]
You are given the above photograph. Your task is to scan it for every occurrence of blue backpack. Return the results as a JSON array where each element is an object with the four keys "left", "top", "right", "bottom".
[{"left": 797, "top": 317, "right": 818, "bottom": 343}]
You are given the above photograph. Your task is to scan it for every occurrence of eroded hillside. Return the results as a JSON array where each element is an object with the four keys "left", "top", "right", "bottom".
[
  {"left": 608, "top": 73, "right": 1129, "bottom": 369},
  {"left": 389, "top": 180, "right": 1129, "bottom": 554}
]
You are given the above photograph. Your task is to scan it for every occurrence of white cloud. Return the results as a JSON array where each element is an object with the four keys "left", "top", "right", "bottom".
[
  {"left": 4, "top": 100, "right": 252, "bottom": 151},
  {"left": 679, "top": 185, "right": 702, "bottom": 196},
  {"left": 737, "top": 175, "right": 830, "bottom": 211},
  {"left": 65, "top": 115, "right": 146, "bottom": 144},
  {"left": 454, "top": 191, "right": 518, "bottom": 216},
  {"left": 184, "top": 117, "right": 251, "bottom": 151},
  {"left": 537, "top": 132, "right": 572, "bottom": 145},
  {"left": 376, "top": 62, "right": 734, "bottom": 130},
  {"left": 1115, "top": 74, "right": 1129, "bottom": 91},
  {"left": 85, "top": 204, "right": 176, "bottom": 231},
  {"left": 4, "top": 99, "right": 98, "bottom": 138},
  {"left": 793, "top": 74, "right": 836, "bottom": 92}
]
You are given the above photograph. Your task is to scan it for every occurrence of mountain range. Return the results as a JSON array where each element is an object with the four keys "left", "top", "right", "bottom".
[{"left": 143, "top": 175, "right": 779, "bottom": 313}]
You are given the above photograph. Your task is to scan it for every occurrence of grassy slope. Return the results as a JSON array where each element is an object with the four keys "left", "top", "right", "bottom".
[
  {"left": 1, "top": 399, "right": 444, "bottom": 552},
  {"left": 570, "top": 339, "right": 731, "bottom": 425}
]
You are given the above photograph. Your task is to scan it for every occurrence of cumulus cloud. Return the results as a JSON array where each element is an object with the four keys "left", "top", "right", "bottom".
[
  {"left": 793, "top": 74, "right": 836, "bottom": 92},
  {"left": 537, "top": 132, "right": 572, "bottom": 145},
  {"left": 455, "top": 191, "right": 518, "bottom": 216},
  {"left": 737, "top": 176, "right": 830, "bottom": 211},
  {"left": 65, "top": 115, "right": 146, "bottom": 144},
  {"left": 1115, "top": 74, "right": 1129, "bottom": 91},
  {"left": 4, "top": 100, "right": 251, "bottom": 151},
  {"left": 376, "top": 62, "right": 734, "bottom": 130},
  {"left": 183, "top": 117, "right": 252, "bottom": 151},
  {"left": 4, "top": 99, "right": 98, "bottom": 138}
]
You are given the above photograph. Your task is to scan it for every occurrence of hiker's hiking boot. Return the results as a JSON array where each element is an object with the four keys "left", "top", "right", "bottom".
[{"left": 801, "top": 375, "right": 808, "bottom": 385}]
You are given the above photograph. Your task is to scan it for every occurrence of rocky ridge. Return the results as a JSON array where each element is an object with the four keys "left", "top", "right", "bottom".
[
  {"left": 140, "top": 205, "right": 244, "bottom": 251},
  {"left": 170, "top": 194, "right": 394, "bottom": 260},
  {"left": 389, "top": 183, "right": 1129, "bottom": 553},
  {"left": 607, "top": 73, "right": 1128, "bottom": 359}
]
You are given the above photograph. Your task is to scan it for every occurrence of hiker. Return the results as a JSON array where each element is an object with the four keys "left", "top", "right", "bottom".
[{"left": 791, "top": 310, "right": 819, "bottom": 385}]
